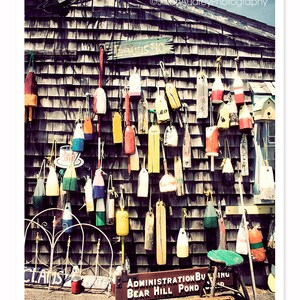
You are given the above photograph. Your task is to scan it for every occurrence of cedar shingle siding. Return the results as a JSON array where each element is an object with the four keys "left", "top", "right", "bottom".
[{"left": 24, "top": 0, "right": 275, "bottom": 283}]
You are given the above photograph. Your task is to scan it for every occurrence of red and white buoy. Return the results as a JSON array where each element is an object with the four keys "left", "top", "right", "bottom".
[
  {"left": 239, "top": 103, "right": 253, "bottom": 132},
  {"left": 211, "top": 57, "right": 224, "bottom": 104},
  {"left": 233, "top": 58, "right": 245, "bottom": 105},
  {"left": 93, "top": 46, "right": 107, "bottom": 115}
]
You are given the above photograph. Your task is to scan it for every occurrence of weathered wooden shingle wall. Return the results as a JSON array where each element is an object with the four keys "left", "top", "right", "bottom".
[{"left": 24, "top": 0, "right": 275, "bottom": 277}]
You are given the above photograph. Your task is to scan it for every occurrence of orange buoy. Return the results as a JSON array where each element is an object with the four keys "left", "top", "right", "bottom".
[
  {"left": 123, "top": 91, "right": 136, "bottom": 155},
  {"left": 248, "top": 227, "right": 266, "bottom": 262}
]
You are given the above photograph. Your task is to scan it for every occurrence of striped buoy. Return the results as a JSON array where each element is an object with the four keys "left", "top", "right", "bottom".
[
  {"left": 248, "top": 227, "right": 266, "bottom": 262},
  {"left": 233, "top": 58, "right": 245, "bottom": 105},
  {"left": 71, "top": 122, "right": 84, "bottom": 153},
  {"left": 130, "top": 145, "right": 140, "bottom": 171},
  {"left": 129, "top": 67, "right": 141, "bottom": 97},
  {"left": 83, "top": 93, "right": 93, "bottom": 141},
  {"left": 211, "top": 77, "right": 224, "bottom": 104},
  {"left": 84, "top": 175, "right": 94, "bottom": 212},
  {"left": 176, "top": 208, "right": 189, "bottom": 258},
  {"left": 24, "top": 52, "right": 38, "bottom": 122},
  {"left": 62, "top": 202, "right": 73, "bottom": 233},
  {"left": 93, "top": 46, "right": 107, "bottom": 115},
  {"left": 46, "top": 165, "right": 60, "bottom": 196},
  {"left": 233, "top": 76, "right": 245, "bottom": 105},
  {"left": 92, "top": 168, "right": 105, "bottom": 199},
  {"left": 211, "top": 57, "right": 224, "bottom": 104},
  {"left": 124, "top": 92, "right": 136, "bottom": 155},
  {"left": 95, "top": 198, "right": 106, "bottom": 226},
  {"left": 239, "top": 104, "right": 253, "bottom": 131},
  {"left": 62, "top": 162, "right": 78, "bottom": 192},
  {"left": 205, "top": 126, "right": 219, "bottom": 157},
  {"left": 106, "top": 175, "right": 117, "bottom": 225}
]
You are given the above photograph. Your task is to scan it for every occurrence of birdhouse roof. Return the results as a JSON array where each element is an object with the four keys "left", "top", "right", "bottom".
[{"left": 252, "top": 97, "right": 275, "bottom": 112}]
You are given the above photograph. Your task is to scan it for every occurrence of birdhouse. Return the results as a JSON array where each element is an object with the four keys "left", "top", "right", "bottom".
[
  {"left": 252, "top": 97, "right": 275, "bottom": 121},
  {"left": 249, "top": 81, "right": 275, "bottom": 121}
]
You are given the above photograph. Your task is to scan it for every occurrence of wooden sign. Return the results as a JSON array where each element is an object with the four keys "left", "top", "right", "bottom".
[
  {"left": 115, "top": 267, "right": 233, "bottom": 299},
  {"left": 105, "top": 37, "right": 174, "bottom": 60}
]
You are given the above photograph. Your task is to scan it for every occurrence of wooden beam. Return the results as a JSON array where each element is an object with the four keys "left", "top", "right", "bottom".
[{"left": 225, "top": 205, "right": 275, "bottom": 215}]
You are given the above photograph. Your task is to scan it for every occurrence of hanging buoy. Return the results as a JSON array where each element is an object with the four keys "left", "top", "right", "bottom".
[
  {"left": 174, "top": 155, "right": 184, "bottom": 197},
  {"left": 32, "top": 159, "right": 46, "bottom": 211},
  {"left": 248, "top": 226, "right": 267, "bottom": 262},
  {"left": 233, "top": 58, "right": 245, "bottom": 105},
  {"left": 148, "top": 110, "right": 160, "bottom": 173},
  {"left": 205, "top": 126, "right": 219, "bottom": 157},
  {"left": 124, "top": 91, "right": 136, "bottom": 155},
  {"left": 176, "top": 208, "right": 189, "bottom": 258},
  {"left": 62, "top": 202, "right": 73, "bottom": 233},
  {"left": 239, "top": 103, "right": 253, "bottom": 131},
  {"left": 217, "top": 102, "right": 230, "bottom": 130},
  {"left": 112, "top": 86, "right": 123, "bottom": 144},
  {"left": 116, "top": 185, "right": 129, "bottom": 237},
  {"left": 62, "top": 161, "right": 78, "bottom": 192},
  {"left": 196, "top": 69, "right": 208, "bottom": 119},
  {"left": 106, "top": 175, "right": 117, "bottom": 225},
  {"left": 137, "top": 92, "right": 149, "bottom": 134},
  {"left": 155, "top": 87, "right": 170, "bottom": 124},
  {"left": 93, "top": 46, "right": 107, "bottom": 115},
  {"left": 71, "top": 122, "right": 85, "bottom": 153},
  {"left": 163, "top": 123, "right": 178, "bottom": 147},
  {"left": 83, "top": 93, "right": 93, "bottom": 141},
  {"left": 228, "top": 93, "right": 239, "bottom": 127},
  {"left": 160, "top": 61, "right": 181, "bottom": 110},
  {"left": 233, "top": 76, "right": 245, "bottom": 105},
  {"left": 159, "top": 141, "right": 177, "bottom": 193},
  {"left": 130, "top": 145, "right": 140, "bottom": 171},
  {"left": 95, "top": 198, "right": 106, "bottom": 226},
  {"left": 46, "top": 165, "right": 60, "bottom": 196},
  {"left": 144, "top": 187, "right": 154, "bottom": 251},
  {"left": 92, "top": 168, "right": 105, "bottom": 199},
  {"left": 156, "top": 200, "right": 167, "bottom": 265},
  {"left": 211, "top": 57, "right": 224, "bottom": 104},
  {"left": 240, "top": 134, "right": 249, "bottom": 176},
  {"left": 137, "top": 155, "right": 149, "bottom": 198},
  {"left": 84, "top": 175, "right": 94, "bottom": 212},
  {"left": 165, "top": 83, "right": 181, "bottom": 110},
  {"left": 259, "top": 162, "right": 275, "bottom": 200},
  {"left": 182, "top": 103, "right": 191, "bottom": 169},
  {"left": 129, "top": 67, "right": 141, "bottom": 97},
  {"left": 24, "top": 52, "right": 38, "bottom": 122}
]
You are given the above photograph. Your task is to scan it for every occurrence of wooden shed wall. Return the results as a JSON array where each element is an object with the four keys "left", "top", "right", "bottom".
[{"left": 24, "top": 0, "right": 275, "bottom": 279}]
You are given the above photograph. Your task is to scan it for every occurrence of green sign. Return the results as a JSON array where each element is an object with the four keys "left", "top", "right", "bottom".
[{"left": 105, "top": 37, "right": 174, "bottom": 60}]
